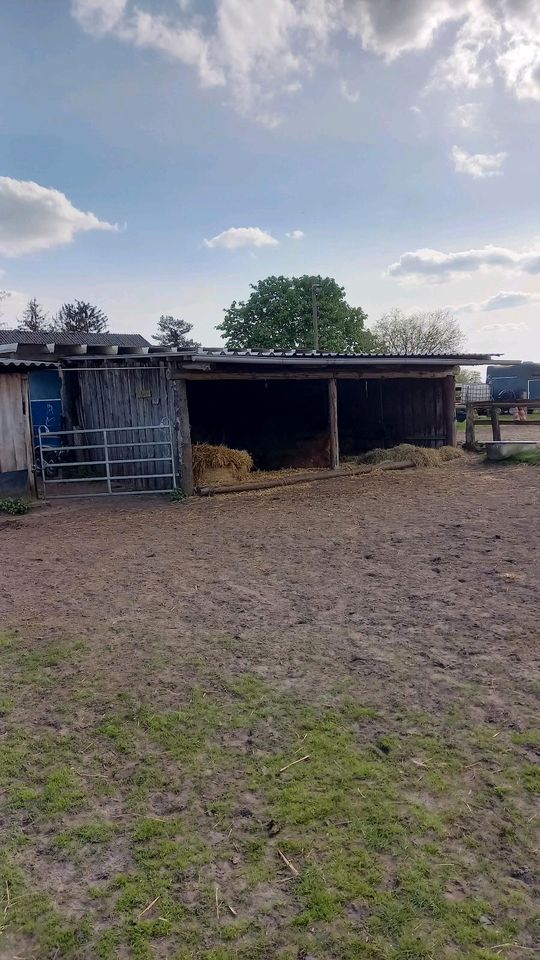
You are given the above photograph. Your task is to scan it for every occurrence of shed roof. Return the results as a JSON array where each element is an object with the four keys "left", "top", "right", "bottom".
[
  {"left": 0, "top": 358, "right": 58, "bottom": 371},
  {"left": 0, "top": 330, "right": 150, "bottom": 347},
  {"left": 166, "top": 348, "right": 496, "bottom": 368}
]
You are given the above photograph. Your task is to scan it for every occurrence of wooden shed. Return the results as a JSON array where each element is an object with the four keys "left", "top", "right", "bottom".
[
  {"left": 58, "top": 349, "right": 493, "bottom": 497},
  {"left": 0, "top": 359, "right": 57, "bottom": 496}
]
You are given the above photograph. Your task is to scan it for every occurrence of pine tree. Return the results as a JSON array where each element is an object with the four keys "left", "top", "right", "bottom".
[
  {"left": 53, "top": 300, "right": 109, "bottom": 334},
  {"left": 20, "top": 297, "right": 49, "bottom": 332},
  {"left": 152, "top": 315, "right": 199, "bottom": 349}
]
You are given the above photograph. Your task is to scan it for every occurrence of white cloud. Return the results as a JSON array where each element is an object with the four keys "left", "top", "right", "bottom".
[
  {"left": 478, "top": 318, "right": 529, "bottom": 332},
  {"left": 0, "top": 177, "right": 117, "bottom": 257},
  {"left": 286, "top": 229, "right": 305, "bottom": 240},
  {"left": 340, "top": 79, "right": 360, "bottom": 104},
  {"left": 451, "top": 101, "right": 482, "bottom": 129},
  {"left": 387, "top": 240, "right": 540, "bottom": 283},
  {"left": 71, "top": 0, "right": 127, "bottom": 35},
  {"left": 71, "top": 1, "right": 540, "bottom": 123},
  {"left": 452, "top": 145, "right": 507, "bottom": 178},
  {"left": 204, "top": 227, "right": 279, "bottom": 250},
  {"left": 479, "top": 290, "right": 540, "bottom": 310},
  {"left": 451, "top": 291, "right": 540, "bottom": 313}
]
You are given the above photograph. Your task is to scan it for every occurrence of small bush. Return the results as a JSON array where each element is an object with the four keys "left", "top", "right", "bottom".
[
  {"left": 170, "top": 488, "right": 187, "bottom": 502},
  {"left": 0, "top": 497, "right": 30, "bottom": 515}
]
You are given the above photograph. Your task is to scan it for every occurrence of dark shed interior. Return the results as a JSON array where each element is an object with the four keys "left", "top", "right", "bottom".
[
  {"left": 187, "top": 379, "right": 330, "bottom": 468},
  {"left": 187, "top": 375, "right": 449, "bottom": 470}
]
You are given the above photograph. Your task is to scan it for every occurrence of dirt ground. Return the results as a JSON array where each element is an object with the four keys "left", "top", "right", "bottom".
[
  {"left": 469, "top": 421, "right": 540, "bottom": 443},
  {"left": 0, "top": 454, "right": 539, "bottom": 960},
  {"left": 3, "top": 455, "right": 539, "bottom": 669}
]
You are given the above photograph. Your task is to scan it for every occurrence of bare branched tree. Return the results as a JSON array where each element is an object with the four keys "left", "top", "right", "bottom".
[
  {"left": 0, "top": 290, "right": 10, "bottom": 327},
  {"left": 373, "top": 308, "right": 465, "bottom": 355}
]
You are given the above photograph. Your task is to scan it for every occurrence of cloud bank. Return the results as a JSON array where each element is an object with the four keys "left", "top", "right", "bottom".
[
  {"left": 452, "top": 145, "right": 506, "bottom": 178},
  {"left": 452, "top": 290, "right": 540, "bottom": 313},
  {"left": 0, "top": 176, "right": 117, "bottom": 256},
  {"left": 204, "top": 227, "right": 279, "bottom": 249},
  {"left": 72, "top": 1, "right": 540, "bottom": 122},
  {"left": 388, "top": 241, "right": 540, "bottom": 282}
]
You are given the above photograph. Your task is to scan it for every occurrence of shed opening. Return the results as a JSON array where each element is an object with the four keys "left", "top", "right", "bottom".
[{"left": 186, "top": 378, "right": 331, "bottom": 469}]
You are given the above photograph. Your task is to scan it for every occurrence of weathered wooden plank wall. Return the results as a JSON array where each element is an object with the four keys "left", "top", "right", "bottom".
[
  {"left": 62, "top": 364, "right": 180, "bottom": 490},
  {"left": 381, "top": 378, "right": 448, "bottom": 446},
  {"left": 0, "top": 373, "right": 34, "bottom": 494},
  {"left": 337, "top": 377, "right": 450, "bottom": 453}
]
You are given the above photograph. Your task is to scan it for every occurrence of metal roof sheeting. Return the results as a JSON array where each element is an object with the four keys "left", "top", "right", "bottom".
[
  {"left": 175, "top": 348, "right": 496, "bottom": 366},
  {"left": 196, "top": 348, "right": 495, "bottom": 360},
  {"left": 0, "top": 330, "right": 150, "bottom": 347},
  {"left": 0, "top": 359, "right": 58, "bottom": 371}
]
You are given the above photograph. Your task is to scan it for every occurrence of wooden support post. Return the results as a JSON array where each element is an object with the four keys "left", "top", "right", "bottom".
[
  {"left": 490, "top": 406, "right": 501, "bottom": 441},
  {"left": 328, "top": 377, "right": 339, "bottom": 470},
  {"left": 172, "top": 377, "right": 193, "bottom": 495},
  {"left": 465, "top": 404, "right": 476, "bottom": 449},
  {"left": 443, "top": 375, "right": 457, "bottom": 447}
]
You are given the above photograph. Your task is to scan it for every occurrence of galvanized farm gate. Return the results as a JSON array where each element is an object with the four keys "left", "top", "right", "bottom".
[{"left": 38, "top": 420, "right": 176, "bottom": 499}]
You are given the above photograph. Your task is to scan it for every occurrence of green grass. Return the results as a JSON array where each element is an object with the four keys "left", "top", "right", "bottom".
[
  {"left": 0, "top": 632, "right": 538, "bottom": 959},
  {"left": 507, "top": 449, "right": 540, "bottom": 465}
]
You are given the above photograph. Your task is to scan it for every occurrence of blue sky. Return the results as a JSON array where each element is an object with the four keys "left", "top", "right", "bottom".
[{"left": 1, "top": 0, "right": 540, "bottom": 358}]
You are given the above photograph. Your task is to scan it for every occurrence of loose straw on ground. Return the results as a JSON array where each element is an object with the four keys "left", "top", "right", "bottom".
[
  {"left": 137, "top": 896, "right": 160, "bottom": 919},
  {"left": 278, "top": 849, "right": 299, "bottom": 876},
  {"left": 278, "top": 754, "right": 310, "bottom": 774}
]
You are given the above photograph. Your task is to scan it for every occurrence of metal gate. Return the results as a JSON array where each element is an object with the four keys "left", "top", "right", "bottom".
[{"left": 37, "top": 420, "right": 176, "bottom": 499}]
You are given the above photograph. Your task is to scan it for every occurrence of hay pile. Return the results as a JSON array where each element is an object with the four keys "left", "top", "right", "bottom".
[
  {"left": 192, "top": 443, "right": 253, "bottom": 486},
  {"left": 359, "top": 443, "right": 462, "bottom": 467}
]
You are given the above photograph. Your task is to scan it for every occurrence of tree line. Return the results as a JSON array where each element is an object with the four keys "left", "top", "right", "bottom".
[{"left": 2, "top": 275, "right": 469, "bottom": 357}]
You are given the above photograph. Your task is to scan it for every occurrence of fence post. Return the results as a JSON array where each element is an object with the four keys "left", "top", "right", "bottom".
[
  {"left": 103, "top": 429, "right": 112, "bottom": 494},
  {"left": 465, "top": 404, "right": 476, "bottom": 449},
  {"left": 490, "top": 406, "right": 501, "bottom": 441},
  {"left": 38, "top": 427, "right": 47, "bottom": 501}
]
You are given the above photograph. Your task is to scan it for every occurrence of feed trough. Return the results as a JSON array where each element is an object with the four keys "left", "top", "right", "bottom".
[{"left": 484, "top": 440, "right": 538, "bottom": 461}]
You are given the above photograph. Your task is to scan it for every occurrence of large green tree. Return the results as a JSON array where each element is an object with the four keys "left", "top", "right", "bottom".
[
  {"left": 52, "top": 300, "right": 109, "bottom": 334},
  {"left": 218, "top": 275, "right": 374, "bottom": 352}
]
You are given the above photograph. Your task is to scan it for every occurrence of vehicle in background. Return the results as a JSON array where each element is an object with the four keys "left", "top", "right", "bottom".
[
  {"left": 487, "top": 362, "right": 540, "bottom": 403},
  {"left": 456, "top": 381, "right": 492, "bottom": 421}
]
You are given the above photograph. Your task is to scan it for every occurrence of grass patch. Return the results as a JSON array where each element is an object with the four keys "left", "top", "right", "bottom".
[
  {"left": 507, "top": 449, "right": 540, "bottom": 465},
  {"left": 0, "top": 632, "right": 537, "bottom": 959}
]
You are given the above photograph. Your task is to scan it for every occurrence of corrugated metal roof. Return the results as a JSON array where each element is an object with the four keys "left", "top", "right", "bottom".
[
  {"left": 0, "top": 330, "right": 150, "bottom": 347},
  {"left": 197, "top": 348, "right": 494, "bottom": 360},
  {"left": 0, "top": 358, "right": 58, "bottom": 370}
]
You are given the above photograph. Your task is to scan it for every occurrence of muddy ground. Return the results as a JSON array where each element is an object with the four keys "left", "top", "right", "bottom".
[
  {"left": 0, "top": 454, "right": 538, "bottom": 960},
  {"left": 2, "top": 456, "right": 539, "bottom": 693}
]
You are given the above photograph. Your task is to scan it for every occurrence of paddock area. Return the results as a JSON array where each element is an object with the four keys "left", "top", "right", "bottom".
[{"left": 0, "top": 457, "right": 538, "bottom": 960}]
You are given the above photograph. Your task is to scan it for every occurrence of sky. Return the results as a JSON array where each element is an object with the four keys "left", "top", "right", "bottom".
[{"left": 1, "top": 0, "right": 540, "bottom": 359}]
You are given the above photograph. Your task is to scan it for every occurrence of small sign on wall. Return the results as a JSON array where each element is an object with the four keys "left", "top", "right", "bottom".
[{"left": 136, "top": 389, "right": 152, "bottom": 399}]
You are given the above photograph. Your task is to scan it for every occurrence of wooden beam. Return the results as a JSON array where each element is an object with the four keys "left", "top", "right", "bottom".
[
  {"left": 328, "top": 378, "right": 339, "bottom": 469},
  {"left": 170, "top": 370, "right": 449, "bottom": 382},
  {"left": 172, "top": 377, "right": 193, "bottom": 495},
  {"left": 490, "top": 406, "right": 501, "bottom": 441},
  {"left": 21, "top": 375, "right": 36, "bottom": 497},
  {"left": 443, "top": 375, "right": 457, "bottom": 446},
  {"left": 465, "top": 404, "right": 476, "bottom": 449},
  {"left": 197, "top": 459, "right": 416, "bottom": 496},
  {"left": 461, "top": 398, "right": 540, "bottom": 409}
]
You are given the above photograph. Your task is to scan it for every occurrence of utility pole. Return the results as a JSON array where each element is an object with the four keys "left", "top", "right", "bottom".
[{"left": 311, "top": 282, "right": 321, "bottom": 351}]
